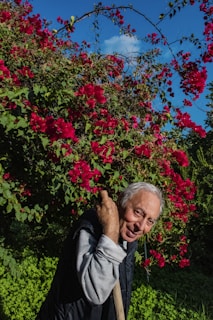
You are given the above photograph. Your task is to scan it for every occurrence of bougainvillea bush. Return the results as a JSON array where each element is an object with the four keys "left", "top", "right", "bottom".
[{"left": 0, "top": 0, "right": 212, "bottom": 270}]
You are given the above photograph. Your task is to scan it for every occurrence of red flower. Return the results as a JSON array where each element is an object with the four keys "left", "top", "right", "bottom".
[
  {"left": 91, "top": 141, "right": 115, "bottom": 163},
  {"left": 156, "top": 233, "right": 163, "bottom": 243},
  {"left": 193, "top": 125, "right": 206, "bottom": 138},
  {"left": 0, "top": 11, "right": 12, "bottom": 23},
  {"left": 3, "top": 173, "right": 12, "bottom": 180},
  {"left": 172, "top": 150, "right": 189, "bottom": 167},
  {"left": 86, "top": 99, "right": 96, "bottom": 108},
  {"left": 93, "top": 115, "right": 118, "bottom": 135},
  {"left": 17, "top": 66, "right": 34, "bottom": 78},
  {"left": 180, "top": 63, "right": 207, "bottom": 99},
  {"left": 0, "top": 60, "right": 11, "bottom": 80},
  {"left": 150, "top": 250, "right": 165, "bottom": 268},
  {"left": 134, "top": 143, "right": 151, "bottom": 158},
  {"left": 68, "top": 160, "right": 101, "bottom": 192},
  {"left": 142, "top": 258, "right": 151, "bottom": 268},
  {"left": 164, "top": 221, "right": 173, "bottom": 230},
  {"left": 30, "top": 113, "right": 46, "bottom": 132},
  {"left": 183, "top": 99, "right": 192, "bottom": 106},
  {"left": 179, "top": 258, "right": 190, "bottom": 268},
  {"left": 75, "top": 84, "right": 107, "bottom": 105}
]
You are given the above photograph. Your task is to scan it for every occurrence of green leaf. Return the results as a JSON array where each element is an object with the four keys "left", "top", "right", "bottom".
[
  {"left": 113, "top": 171, "right": 120, "bottom": 179},
  {"left": 40, "top": 136, "right": 50, "bottom": 149},
  {"left": 3, "top": 88, "right": 28, "bottom": 99},
  {"left": 6, "top": 202, "right": 13, "bottom": 213},
  {"left": 85, "top": 122, "right": 91, "bottom": 133},
  {"left": 100, "top": 135, "right": 108, "bottom": 145}
]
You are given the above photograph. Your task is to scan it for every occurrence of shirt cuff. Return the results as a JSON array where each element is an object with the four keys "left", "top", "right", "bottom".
[{"left": 96, "top": 234, "right": 127, "bottom": 263}]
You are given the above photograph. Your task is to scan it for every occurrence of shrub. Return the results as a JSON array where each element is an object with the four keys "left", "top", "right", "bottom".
[
  {"left": 0, "top": 250, "right": 58, "bottom": 320},
  {"left": 0, "top": 0, "right": 209, "bottom": 270},
  {"left": 128, "top": 283, "right": 210, "bottom": 320}
]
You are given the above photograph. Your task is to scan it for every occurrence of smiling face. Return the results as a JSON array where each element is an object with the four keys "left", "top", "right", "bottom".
[{"left": 119, "top": 190, "right": 161, "bottom": 242}]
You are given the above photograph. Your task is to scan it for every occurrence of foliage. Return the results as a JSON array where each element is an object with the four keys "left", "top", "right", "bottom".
[
  {"left": 181, "top": 83, "right": 213, "bottom": 274},
  {"left": 128, "top": 266, "right": 213, "bottom": 320},
  {"left": 128, "top": 284, "right": 209, "bottom": 320},
  {"left": 0, "top": 249, "right": 58, "bottom": 320},
  {"left": 0, "top": 0, "right": 212, "bottom": 271},
  {"left": 0, "top": 252, "right": 212, "bottom": 320}
]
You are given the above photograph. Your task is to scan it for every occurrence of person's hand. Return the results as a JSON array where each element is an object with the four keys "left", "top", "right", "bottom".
[{"left": 96, "top": 190, "right": 120, "bottom": 243}]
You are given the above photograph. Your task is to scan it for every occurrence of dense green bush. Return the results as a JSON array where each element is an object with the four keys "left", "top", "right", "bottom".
[
  {"left": 0, "top": 250, "right": 58, "bottom": 320},
  {"left": 0, "top": 253, "right": 212, "bottom": 320},
  {"left": 128, "top": 283, "right": 209, "bottom": 320},
  {"left": 129, "top": 265, "right": 213, "bottom": 320}
]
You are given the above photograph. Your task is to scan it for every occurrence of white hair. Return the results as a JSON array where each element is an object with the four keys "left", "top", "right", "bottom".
[{"left": 119, "top": 182, "right": 164, "bottom": 214}]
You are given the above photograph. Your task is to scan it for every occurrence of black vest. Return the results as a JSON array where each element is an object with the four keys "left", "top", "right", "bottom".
[{"left": 36, "top": 209, "right": 138, "bottom": 320}]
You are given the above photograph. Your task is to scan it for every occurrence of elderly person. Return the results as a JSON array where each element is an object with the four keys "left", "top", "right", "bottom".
[{"left": 36, "top": 182, "right": 163, "bottom": 320}]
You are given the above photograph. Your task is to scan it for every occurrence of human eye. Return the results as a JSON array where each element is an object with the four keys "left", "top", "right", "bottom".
[
  {"left": 147, "top": 218, "right": 155, "bottom": 227},
  {"left": 134, "top": 209, "right": 142, "bottom": 216}
]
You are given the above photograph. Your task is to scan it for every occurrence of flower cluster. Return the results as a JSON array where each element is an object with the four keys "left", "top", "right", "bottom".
[
  {"left": 200, "top": 1, "right": 213, "bottom": 62},
  {"left": 172, "top": 150, "right": 189, "bottom": 167},
  {"left": 147, "top": 33, "right": 160, "bottom": 44},
  {"left": 106, "top": 55, "right": 124, "bottom": 77},
  {"left": 134, "top": 143, "right": 152, "bottom": 158},
  {"left": 0, "top": 60, "right": 10, "bottom": 81},
  {"left": 177, "top": 235, "right": 190, "bottom": 268},
  {"left": 91, "top": 141, "right": 115, "bottom": 163},
  {"left": 101, "top": 5, "right": 136, "bottom": 35},
  {"left": 180, "top": 62, "right": 207, "bottom": 99},
  {"left": 0, "top": 0, "right": 209, "bottom": 271},
  {"left": 159, "top": 157, "right": 197, "bottom": 225},
  {"left": 75, "top": 83, "right": 107, "bottom": 107},
  {"left": 93, "top": 115, "right": 119, "bottom": 135},
  {"left": 0, "top": 10, "right": 12, "bottom": 23},
  {"left": 68, "top": 160, "right": 101, "bottom": 192},
  {"left": 150, "top": 249, "right": 166, "bottom": 268},
  {"left": 175, "top": 109, "right": 206, "bottom": 138},
  {"left": 30, "top": 113, "right": 78, "bottom": 142},
  {"left": 17, "top": 66, "right": 34, "bottom": 78},
  {"left": 0, "top": 1, "right": 61, "bottom": 51}
]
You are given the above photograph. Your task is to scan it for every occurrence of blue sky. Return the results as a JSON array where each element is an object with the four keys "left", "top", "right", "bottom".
[{"left": 31, "top": 0, "right": 212, "bottom": 128}]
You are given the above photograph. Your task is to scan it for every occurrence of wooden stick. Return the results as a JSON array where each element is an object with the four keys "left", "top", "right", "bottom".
[{"left": 113, "top": 281, "right": 125, "bottom": 320}]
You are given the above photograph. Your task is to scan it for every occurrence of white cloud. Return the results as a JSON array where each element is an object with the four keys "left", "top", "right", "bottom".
[{"left": 103, "top": 35, "right": 141, "bottom": 56}]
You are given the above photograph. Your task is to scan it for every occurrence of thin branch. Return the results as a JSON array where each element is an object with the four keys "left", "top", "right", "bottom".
[{"left": 55, "top": 5, "right": 176, "bottom": 59}]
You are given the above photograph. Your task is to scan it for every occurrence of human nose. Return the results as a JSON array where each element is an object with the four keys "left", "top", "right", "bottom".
[{"left": 135, "top": 217, "right": 147, "bottom": 233}]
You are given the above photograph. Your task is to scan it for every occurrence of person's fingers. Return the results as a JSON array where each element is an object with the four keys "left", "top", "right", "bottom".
[
  {"left": 96, "top": 203, "right": 103, "bottom": 212},
  {"left": 99, "top": 190, "right": 109, "bottom": 203}
]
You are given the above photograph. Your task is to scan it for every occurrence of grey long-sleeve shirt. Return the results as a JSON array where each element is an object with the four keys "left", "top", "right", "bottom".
[{"left": 76, "top": 230, "right": 127, "bottom": 305}]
